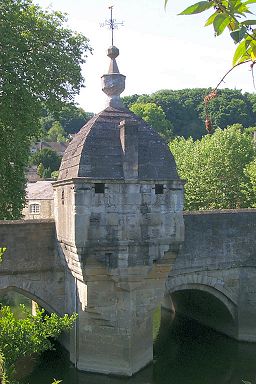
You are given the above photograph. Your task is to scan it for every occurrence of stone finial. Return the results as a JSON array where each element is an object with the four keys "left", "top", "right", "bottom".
[{"left": 101, "top": 46, "right": 126, "bottom": 109}]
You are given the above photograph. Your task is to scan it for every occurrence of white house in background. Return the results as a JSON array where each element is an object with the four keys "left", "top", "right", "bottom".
[{"left": 23, "top": 181, "right": 54, "bottom": 219}]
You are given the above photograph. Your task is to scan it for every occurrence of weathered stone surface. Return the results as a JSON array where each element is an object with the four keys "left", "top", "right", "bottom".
[
  {"left": 54, "top": 90, "right": 184, "bottom": 374},
  {"left": 166, "top": 209, "right": 256, "bottom": 341},
  {"left": 0, "top": 220, "right": 65, "bottom": 314}
]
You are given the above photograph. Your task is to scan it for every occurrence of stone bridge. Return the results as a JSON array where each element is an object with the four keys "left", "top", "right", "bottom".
[
  {"left": 164, "top": 209, "right": 256, "bottom": 341},
  {"left": 1, "top": 210, "right": 256, "bottom": 373},
  {"left": 0, "top": 220, "right": 65, "bottom": 315}
]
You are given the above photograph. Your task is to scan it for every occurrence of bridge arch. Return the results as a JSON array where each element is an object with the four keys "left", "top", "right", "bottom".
[
  {"left": 0, "top": 286, "right": 60, "bottom": 315},
  {"left": 165, "top": 275, "right": 238, "bottom": 338}
]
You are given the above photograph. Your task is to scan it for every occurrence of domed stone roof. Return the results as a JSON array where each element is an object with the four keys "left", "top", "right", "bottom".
[
  {"left": 58, "top": 106, "right": 179, "bottom": 181},
  {"left": 58, "top": 46, "right": 179, "bottom": 182}
]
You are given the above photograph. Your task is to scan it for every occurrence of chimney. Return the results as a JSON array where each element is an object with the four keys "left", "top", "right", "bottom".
[{"left": 119, "top": 119, "right": 138, "bottom": 180}]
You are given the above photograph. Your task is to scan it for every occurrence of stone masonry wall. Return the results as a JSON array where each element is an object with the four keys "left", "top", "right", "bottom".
[
  {"left": 0, "top": 220, "right": 65, "bottom": 314},
  {"left": 167, "top": 209, "right": 256, "bottom": 341}
]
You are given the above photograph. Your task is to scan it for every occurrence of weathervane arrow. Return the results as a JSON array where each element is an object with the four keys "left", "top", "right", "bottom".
[{"left": 100, "top": 5, "right": 124, "bottom": 46}]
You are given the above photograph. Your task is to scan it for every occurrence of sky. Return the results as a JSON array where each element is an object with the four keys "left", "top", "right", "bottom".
[{"left": 36, "top": 0, "right": 256, "bottom": 113}]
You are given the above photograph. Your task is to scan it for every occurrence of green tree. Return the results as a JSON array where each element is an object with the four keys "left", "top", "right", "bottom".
[
  {"left": 0, "top": 248, "right": 6, "bottom": 263},
  {"left": 37, "top": 163, "right": 45, "bottom": 178},
  {"left": 46, "top": 121, "right": 67, "bottom": 143},
  {"left": 165, "top": 0, "right": 256, "bottom": 67},
  {"left": 126, "top": 89, "right": 256, "bottom": 139},
  {"left": 40, "top": 103, "right": 93, "bottom": 136},
  {"left": 130, "top": 102, "right": 173, "bottom": 140},
  {"left": 51, "top": 170, "right": 59, "bottom": 180},
  {"left": 170, "top": 125, "right": 256, "bottom": 210},
  {"left": 32, "top": 148, "right": 61, "bottom": 174},
  {"left": 245, "top": 158, "right": 256, "bottom": 207},
  {"left": 0, "top": 305, "right": 76, "bottom": 382},
  {"left": 57, "top": 104, "right": 93, "bottom": 134},
  {"left": 0, "top": 0, "right": 91, "bottom": 219},
  {"left": 43, "top": 167, "right": 52, "bottom": 179},
  {"left": 122, "top": 94, "right": 142, "bottom": 108}
]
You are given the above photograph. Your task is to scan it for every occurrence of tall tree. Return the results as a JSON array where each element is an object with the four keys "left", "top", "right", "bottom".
[
  {"left": 0, "top": 0, "right": 91, "bottom": 219},
  {"left": 170, "top": 125, "right": 256, "bottom": 210}
]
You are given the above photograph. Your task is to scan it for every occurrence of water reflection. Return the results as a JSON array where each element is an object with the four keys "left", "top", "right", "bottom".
[{"left": 25, "top": 314, "right": 256, "bottom": 384}]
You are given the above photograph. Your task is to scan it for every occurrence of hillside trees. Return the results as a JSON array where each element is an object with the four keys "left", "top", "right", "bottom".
[
  {"left": 0, "top": 0, "right": 91, "bottom": 219},
  {"left": 124, "top": 89, "right": 256, "bottom": 139},
  {"left": 40, "top": 103, "right": 94, "bottom": 137},
  {"left": 130, "top": 102, "right": 173, "bottom": 140},
  {"left": 170, "top": 125, "right": 256, "bottom": 210}
]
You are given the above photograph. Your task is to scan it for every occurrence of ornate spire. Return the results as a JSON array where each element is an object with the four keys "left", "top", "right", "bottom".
[
  {"left": 101, "top": 6, "right": 125, "bottom": 109},
  {"left": 101, "top": 46, "right": 126, "bottom": 108}
]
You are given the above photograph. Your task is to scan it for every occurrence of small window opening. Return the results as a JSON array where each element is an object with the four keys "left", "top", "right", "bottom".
[
  {"left": 95, "top": 183, "right": 105, "bottom": 194},
  {"left": 29, "top": 203, "right": 40, "bottom": 214},
  {"left": 155, "top": 184, "right": 164, "bottom": 194},
  {"left": 61, "top": 190, "right": 64, "bottom": 205}
]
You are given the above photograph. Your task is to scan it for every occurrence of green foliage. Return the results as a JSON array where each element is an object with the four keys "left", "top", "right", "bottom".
[
  {"left": 0, "top": 248, "right": 6, "bottom": 263},
  {"left": 56, "top": 104, "right": 93, "bottom": 135},
  {"left": 122, "top": 94, "right": 142, "bottom": 108},
  {"left": 126, "top": 88, "right": 256, "bottom": 139},
  {"left": 0, "top": 0, "right": 91, "bottom": 219},
  {"left": 0, "top": 305, "right": 77, "bottom": 382},
  {"left": 245, "top": 158, "right": 256, "bottom": 207},
  {"left": 37, "top": 163, "right": 45, "bottom": 179},
  {"left": 170, "top": 125, "right": 256, "bottom": 210},
  {"left": 40, "top": 103, "right": 93, "bottom": 136},
  {"left": 43, "top": 167, "right": 52, "bottom": 179},
  {"left": 0, "top": 352, "right": 7, "bottom": 384},
  {"left": 31, "top": 148, "right": 61, "bottom": 174},
  {"left": 51, "top": 170, "right": 59, "bottom": 180},
  {"left": 130, "top": 102, "right": 173, "bottom": 141},
  {"left": 165, "top": 0, "right": 256, "bottom": 66},
  {"left": 45, "top": 122, "right": 67, "bottom": 143}
]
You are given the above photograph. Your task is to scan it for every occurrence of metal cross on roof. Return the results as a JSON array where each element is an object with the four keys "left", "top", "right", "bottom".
[{"left": 100, "top": 5, "right": 124, "bottom": 46}]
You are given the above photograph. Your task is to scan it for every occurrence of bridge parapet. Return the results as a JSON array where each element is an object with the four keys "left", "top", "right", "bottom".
[
  {"left": 166, "top": 209, "right": 256, "bottom": 341},
  {"left": 0, "top": 220, "right": 65, "bottom": 314}
]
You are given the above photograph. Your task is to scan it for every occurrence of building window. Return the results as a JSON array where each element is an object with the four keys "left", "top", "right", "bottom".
[
  {"left": 29, "top": 203, "right": 40, "bottom": 214},
  {"left": 155, "top": 184, "right": 164, "bottom": 194},
  {"left": 95, "top": 183, "right": 105, "bottom": 194}
]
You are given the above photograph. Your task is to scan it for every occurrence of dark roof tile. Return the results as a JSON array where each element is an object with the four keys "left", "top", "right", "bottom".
[{"left": 58, "top": 106, "right": 179, "bottom": 181}]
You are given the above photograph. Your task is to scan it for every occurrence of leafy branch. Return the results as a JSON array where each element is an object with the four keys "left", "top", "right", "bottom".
[
  {"left": 0, "top": 247, "right": 6, "bottom": 263},
  {"left": 165, "top": 0, "right": 256, "bottom": 132},
  {"left": 165, "top": 0, "right": 256, "bottom": 66}
]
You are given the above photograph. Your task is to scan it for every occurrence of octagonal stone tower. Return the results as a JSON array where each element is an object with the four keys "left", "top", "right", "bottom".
[{"left": 54, "top": 46, "right": 184, "bottom": 376}]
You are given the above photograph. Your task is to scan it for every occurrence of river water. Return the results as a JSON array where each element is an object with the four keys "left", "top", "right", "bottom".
[{"left": 24, "top": 314, "right": 256, "bottom": 384}]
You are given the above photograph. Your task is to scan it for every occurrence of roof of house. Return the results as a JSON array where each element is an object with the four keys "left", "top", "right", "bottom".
[
  {"left": 58, "top": 45, "right": 179, "bottom": 182},
  {"left": 26, "top": 181, "right": 54, "bottom": 200},
  {"left": 58, "top": 106, "right": 179, "bottom": 181},
  {"left": 33, "top": 141, "right": 68, "bottom": 155}
]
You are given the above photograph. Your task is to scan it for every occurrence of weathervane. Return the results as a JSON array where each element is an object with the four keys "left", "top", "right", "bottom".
[{"left": 100, "top": 5, "right": 124, "bottom": 46}]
